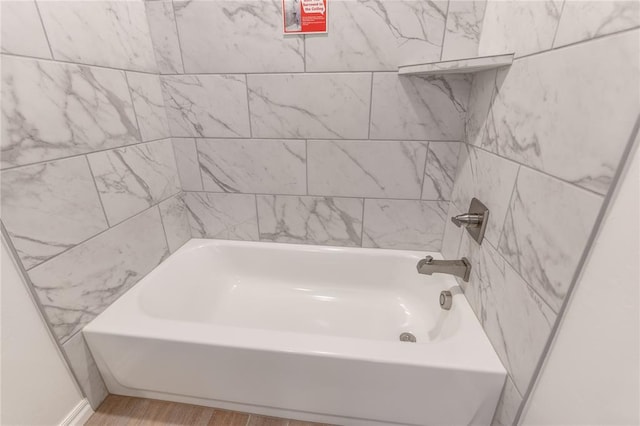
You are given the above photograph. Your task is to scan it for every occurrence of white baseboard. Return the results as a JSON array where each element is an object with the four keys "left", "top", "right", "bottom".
[{"left": 60, "top": 399, "right": 94, "bottom": 426}]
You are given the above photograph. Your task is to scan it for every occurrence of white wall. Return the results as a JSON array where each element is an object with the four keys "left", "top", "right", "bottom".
[
  {"left": 520, "top": 138, "right": 640, "bottom": 425},
  {"left": 1, "top": 235, "right": 86, "bottom": 425}
]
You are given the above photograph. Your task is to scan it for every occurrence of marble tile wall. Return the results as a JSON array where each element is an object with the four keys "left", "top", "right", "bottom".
[
  {"left": 0, "top": 0, "right": 191, "bottom": 409},
  {"left": 441, "top": 0, "right": 487, "bottom": 60},
  {"left": 445, "top": 3, "right": 640, "bottom": 424},
  {"left": 37, "top": 1, "right": 157, "bottom": 72},
  {"left": 152, "top": 0, "right": 488, "bottom": 251},
  {"left": 1, "top": 0, "right": 487, "bottom": 374}
]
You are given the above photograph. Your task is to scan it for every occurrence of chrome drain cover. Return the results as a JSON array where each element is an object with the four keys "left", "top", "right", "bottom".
[{"left": 399, "top": 332, "right": 417, "bottom": 343}]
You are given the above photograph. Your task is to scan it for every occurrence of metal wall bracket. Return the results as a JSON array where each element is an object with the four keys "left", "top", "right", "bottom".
[{"left": 452, "top": 198, "right": 489, "bottom": 245}]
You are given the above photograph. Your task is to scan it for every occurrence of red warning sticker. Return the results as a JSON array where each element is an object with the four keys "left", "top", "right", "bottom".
[{"left": 283, "top": 0, "right": 328, "bottom": 34}]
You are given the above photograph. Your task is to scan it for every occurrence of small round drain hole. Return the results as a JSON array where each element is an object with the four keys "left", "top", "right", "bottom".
[{"left": 399, "top": 332, "right": 417, "bottom": 343}]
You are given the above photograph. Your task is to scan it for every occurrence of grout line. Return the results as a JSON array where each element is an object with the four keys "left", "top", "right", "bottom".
[
  {"left": 61, "top": 330, "right": 86, "bottom": 350},
  {"left": 163, "top": 136, "right": 463, "bottom": 143},
  {"left": 33, "top": 0, "right": 55, "bottom": 60},
  {"left": 367, "top": 72, "right": 374, "bottom": 139},
  {"left": 182, "top": 189, "right": 449, "bottom": 203},
  {"left": 419, "top": 142, "right": 430, "bottom": 200},
  {"left": 0, "top": 51, "right": 395, "bottom": 75},
  {"left": 124, "top": 71, "right": 144, "bottom": 142},
  {"left": 439, "top": 0, "right": 451, "bottom": 61},
  {"left": 245, "top": 74, "right": 253, "bottom": 138},
  {"left": 469, "top": 143, "right": 607, "bottom": 198},
  {"left": 303, "top": 34, "right": 307, "bottom": 72},
  {"left": 143, "top": 1, "right": 163, "bottom": 76},
  {"left": 158, "top": 70, "right": 390, "bottom": 77},
  {"left": 0, "top": 51, "right": 159, "bottom": 75},
  {"left": 495, "top": 165, "right": 520, "bottom": 250},
  {"left": 483, "top": 236, "right": 557, "bottom": 317},
  {"left": 0, "top": 136, "right": 173, "bottom": 173},
  {"left": 156, "top": 203, "right": 172, "bottom": 252},
  {"left": 476, "top": 0, "right": 488, "bottom": 46},
  {"left": 550, "top": 0, "right": 567, "bottom": 49},
  {"left": 84, "top": 155, "right": 111, "bottom": 227},
  {"left": 99, "top": 190, "right": 186, "bottom": 237},
  {"left": 359, "top": 198, "right": 365, "bottom": 247},
  {"left": 509, "top": 373, "right": 525, "bottom": 400},
  {"left": 170, "top": 139, "right": 186, "bottom": 190},
  {"left": 24, "top": 191, "right": 180, "bottom": 273},
  {"left": 305, "top": 139, "right": 309, "bottom": 195},
  {"left": 2, "top": 26, "right": 638, "bottom": 77},
  {"left": 170, "top": 0, "right": 188, "bottom": 74},
  {"left": 491, "top": 373, "right": 524, "bottom": 426},
  {"left": 514, "top": 25, "right": 640, "bottom": 62},
  {"left": 254, "top": 194, "right": 261, "bottom": 238},
  {"left": 513, "top": 113, "right": 640, "bottom": 424}
]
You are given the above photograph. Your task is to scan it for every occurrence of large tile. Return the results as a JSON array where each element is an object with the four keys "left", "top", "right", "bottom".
[
  {"left": 307, "top": 140, "right": 427, "bottom": 199},
  {"left": 450, "top": 145, "right": 519, "bottom": 248},
  {"left": 88, "top": 139, "right": 180, "bottom": 225},
  {"left": 247, "top": 73, "right": 371, "bottom": 139},
  {"left": 198, "top": 139, "right": 306, "bottom": 195},
  {"left": 1, "top": 1, "right": 51, "bottom": 58},
  {"left": 63, "top": 332, "right": 108, "bottom": 410},
  {"left": 491, "top": 375, "right": 522, "bottom": 426},
  {"left": 145, "top": 0, "right": 184, "bottom": 74},
  {"left": 421, "top": 142, "right": 460, "bottom": 201},
  {"left": 161, "top": 74, "right": 250, "bottom": 138},
  {"left": 28, "top": 207, "right": 169, "bottom": 342},
  {"left": 174, "top": 0, "right": 303, "bottom": 73},
  {"left": 1, "top": 56, "right": 139, "bottom": 168},
  {"left": 498, "top": 167, "right": 603, "bottom": 312},
  {"left": 459, "top": 235, "right": 556, "bottom": 394},
  {"left": 441, "top": 0, "right": 486, "bottom": 60},
  {"left": 305, "top": 0, "right": 446, "bottom": 72},
  {"left": 159, "top": 193, "right": 191, "bottom": 253},
  {"left": 184, "top": 192, "right": 258, "bottom": 240},
  {"left": 478, "top": 0, "right": 563, "bottom": 57},
  {"left": 554, "top": 0, "right": 640, "bottom": 47},
  {"left": 37, "top": 1, "right": 157, "bottom": 72},
  {"left": 369, "top": 73, "right": 470, "bottom": 141},
  {"left": 257, "top": 195, "right": 363, "bottom": 247},
  {"left": 1, "top": 157, "right": 108, "bottom": 270},
  {"left": 127, "top": 72, "right": 170, "bottom": 142},
  {"left": 486, "top": 30, "right": 640, "bottom": 195},
  {"left": 172, "top": 138, "right": 202, "bottom": 191},
  {"left": 465, "top": 69, "right": 498, "bottom": 148},
  {"left": 362, "top": 199, "right": 447, "bottom": 250}
]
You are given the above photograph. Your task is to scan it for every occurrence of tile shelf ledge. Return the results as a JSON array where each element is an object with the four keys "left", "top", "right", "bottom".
[{"left": 398, "top": 53, "right": 514, "bottom": 76}]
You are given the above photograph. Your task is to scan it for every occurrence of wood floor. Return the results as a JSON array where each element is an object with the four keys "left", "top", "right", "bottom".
[{"left": 86, "top": 395, "right": 334, "bottom": 426}]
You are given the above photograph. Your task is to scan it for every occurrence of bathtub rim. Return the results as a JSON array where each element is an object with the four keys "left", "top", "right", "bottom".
[{"left": 84, "top": 238, "right": 506, "bottom": 376}]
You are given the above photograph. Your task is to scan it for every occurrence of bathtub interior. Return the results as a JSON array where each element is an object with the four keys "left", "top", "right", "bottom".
[{"left": 138, "top": 240, "right": 462, "bottom": 343}]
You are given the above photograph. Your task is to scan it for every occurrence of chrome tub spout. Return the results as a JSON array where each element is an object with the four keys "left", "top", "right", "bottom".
[{"left": 416, "top": 256, "right": 471, "bottom": 282}]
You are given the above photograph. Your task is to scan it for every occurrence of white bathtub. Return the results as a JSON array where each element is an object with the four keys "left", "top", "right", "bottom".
[{"left": 84, "top": 239, "right": 505, "bottom": 426}]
